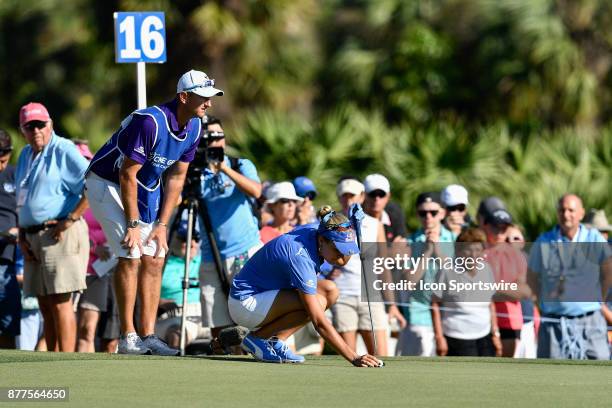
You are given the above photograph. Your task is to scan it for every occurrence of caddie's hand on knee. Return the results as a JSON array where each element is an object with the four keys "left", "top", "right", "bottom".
[
  {"left": 146, "top": 224, "right": 168, "bottom": 258},
  {"left": 121, "top": 226, "right": 143, "bottom": 256}
]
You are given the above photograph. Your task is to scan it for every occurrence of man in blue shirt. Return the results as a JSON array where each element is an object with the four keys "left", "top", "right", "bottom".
[
  {"left": 86, "top": 70, "right": 223, "bottom": 355},
  {"left": 197, "top": 116, "right": 263, "bottom": 341},
  {"left": 16, "top": 102, "right": 90, "bottom": 352},
  {"left": 528, "top": 194, "right": 612, "bottom": 359}
]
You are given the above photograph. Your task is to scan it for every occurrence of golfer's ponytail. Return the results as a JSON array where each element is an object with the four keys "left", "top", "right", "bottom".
[{"left": 317, "top": 205, "right": 349, "bottom": 227}]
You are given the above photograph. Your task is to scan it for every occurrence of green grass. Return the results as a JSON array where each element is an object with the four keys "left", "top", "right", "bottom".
[{"left": 1, "top": 351, "right": 611, "bottom": 408}]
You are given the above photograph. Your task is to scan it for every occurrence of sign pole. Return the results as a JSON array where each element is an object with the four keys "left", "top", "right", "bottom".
[{"left": 137, "top": 61, "right": 147, "bottom": 109}]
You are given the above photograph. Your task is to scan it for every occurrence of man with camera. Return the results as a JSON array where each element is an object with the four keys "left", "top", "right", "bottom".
[{"left": 196, "top": 115, "right": 262, "bottom": 341}]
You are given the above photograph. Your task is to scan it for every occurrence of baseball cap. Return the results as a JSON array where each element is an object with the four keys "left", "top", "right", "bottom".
[
  {"left": 478, "top": 197, "right": 513, "bottom": 225},
  {"left": 19, "top": 102, "right": 51, "bottom": 126},
  {"left": 415, "top": 192, "right": 442, "bottom": 208},
  {"left": 317, "top": 213, "right": 360, "bottom": 256},
  {"left": 336, "top": 179, "right": 365, "bottom": 197},
  {"left": 364, "top": 174, "right": 390, "bottom": 194},
  {"left": 265, "top": 182, "right": 304, "bottom": 204},
  {"left": 293, "top": 176, "right": 317, "bottom": 199},
  {"left": 177, "top": 70, "right": 224, "bottom": 98},
  {"left": 441, "top": 184, "right": 469, "bottom": 207}
]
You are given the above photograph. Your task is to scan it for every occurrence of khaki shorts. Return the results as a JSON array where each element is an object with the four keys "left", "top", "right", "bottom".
[
  {"left": 331, "top": 295, "right": 388, "bottom": 333},
  {"left": 200, "top": 243, "right": 263, "bottom": 328},
  {"left": 23, "top": 218, "right": 89, "bottom": 297}
]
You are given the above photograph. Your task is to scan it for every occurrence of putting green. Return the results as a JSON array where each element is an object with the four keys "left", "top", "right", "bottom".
[{"left": 1, "top": 351, "right": 610, "bottom": 407}]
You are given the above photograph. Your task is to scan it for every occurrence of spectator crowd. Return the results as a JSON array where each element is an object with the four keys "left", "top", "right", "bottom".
[{"left": 1, "top": 70, "right": 610, "bottom": 360}]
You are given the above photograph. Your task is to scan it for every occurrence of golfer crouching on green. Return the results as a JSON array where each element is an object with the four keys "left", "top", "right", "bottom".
[{"left": 228, "top": 205, "right": 383, "bottom": 367}]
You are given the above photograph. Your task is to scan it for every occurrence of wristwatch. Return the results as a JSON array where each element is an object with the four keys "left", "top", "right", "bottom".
[{"left": 126, "top": 219, "right": 139, "bottom": 229}]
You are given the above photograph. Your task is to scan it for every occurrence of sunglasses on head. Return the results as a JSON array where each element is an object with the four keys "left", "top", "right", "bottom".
[
  {"left": 0, "top": 147, "right": 13, "bottom": 156},
  {"left": 418, "top": 209, "right": 439, "bottom": 218},
  {"left": 22, "top": 121, "right": 47, "bottom": 131},
  {"left": 367, "top": 190, "right": 387, "bottom": 199},
  {"left": 184, "top": 79, "right": 216, "bottom": 90},
  {"left": 446, "top": 204, "right": 466, "bottom": 213}
]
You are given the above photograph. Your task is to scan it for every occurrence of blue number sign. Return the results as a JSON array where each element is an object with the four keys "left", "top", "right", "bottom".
[{"left": 114, "top": 12, "right": 166, "bottom": 63}]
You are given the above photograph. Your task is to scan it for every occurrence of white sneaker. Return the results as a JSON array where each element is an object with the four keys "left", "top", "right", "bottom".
[
  {"left": 141, "top": 335, "right": 180, "bottom": 356},
  {"left": 117, "top": 332, "right": 152, "bottom": 355}
]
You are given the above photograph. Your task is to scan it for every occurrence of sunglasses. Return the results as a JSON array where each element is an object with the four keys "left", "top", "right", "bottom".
[
  {"left": 184, "top": 79, "right": 216, "bottom": 91},
  {"left": 506, "top": 236, "right": 523, "bottom": 243},
  {"left": 446, "top": 204, "right": 466, "bottom": 213},
  {"left": 418, "top": 209, "right": 439, "bottom": 218},
  {"left": 367, "top": 190, "right": 387, "bottom": 199},
  {"left": 277, "top": 198, "right": 296, "bottom": 205},
  {"left": 22, "top": 121, "right": 48, "bottom": 131}
]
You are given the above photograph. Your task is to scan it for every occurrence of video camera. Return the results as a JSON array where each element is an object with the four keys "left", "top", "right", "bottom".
[{"left": 183, "top": 116, "right": 226, "bottom": 199}]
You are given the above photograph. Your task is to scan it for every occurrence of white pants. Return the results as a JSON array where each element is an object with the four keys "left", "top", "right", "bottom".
[
  {"left": 85, "top": 173, "right": 165, "bottom": 259},
  {"left": 227, "top": 290, "right": 279, "bottom": 330}
]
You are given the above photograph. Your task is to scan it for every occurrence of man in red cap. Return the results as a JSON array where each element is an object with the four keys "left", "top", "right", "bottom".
[{"left": 16, "top": 102, "right": 90, "bottom": 352}]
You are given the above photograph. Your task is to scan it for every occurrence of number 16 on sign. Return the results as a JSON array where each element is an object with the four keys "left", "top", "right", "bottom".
[{"left": 114, "top": 12, "right": 167, "bottom": 108}]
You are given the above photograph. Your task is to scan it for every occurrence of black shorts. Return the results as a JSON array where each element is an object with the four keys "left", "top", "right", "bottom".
[
  {"left": 445, "top": 334, "right": 495, "bottom": 357},
  {"left": 500, "top": 328, "right": 521, "bottom": 340}
]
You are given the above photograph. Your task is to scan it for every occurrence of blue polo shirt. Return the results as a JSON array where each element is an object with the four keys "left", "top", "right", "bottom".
[
  {"left": 16, "top": 133, "right": 89, "bottom": 227},
  {"left": 199, "top": 156, "right": 261, "bottom": 261},
  {"left": 528, "top": 224, "right": 611, "bottom": 316},
  {"left": 403, "top": 226, "right": 456, "bottom": 327},
  {"left": 230, "top": 226, "right": 322, "bottom": 300}
]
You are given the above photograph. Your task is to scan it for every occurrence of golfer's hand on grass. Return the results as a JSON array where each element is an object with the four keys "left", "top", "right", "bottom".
[
  {"left": 435, "top": 336, "right": 448, "bottom": 356},
  {"left": 352, "top": 354, "right": 383, "bottom": 368},
  {"left": 146, "top": 224, "right": 168, "bottom": 258}
]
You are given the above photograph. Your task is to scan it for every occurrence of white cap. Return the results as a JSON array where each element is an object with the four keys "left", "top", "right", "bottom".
[
  {"left": 364, "top": 173, "right": 390, "bottom": 194},
  {"left": 441, "top": 184, "right": 469, "bottom": 207},
  {"left": 177, "top": 70, "right": 224, "bottom": 97},
  {"left": 336, "top": 179, "right": 365, "bottom": 197},
  {"left": 265, "top": 182, "right": 304, "bottom": 204}
]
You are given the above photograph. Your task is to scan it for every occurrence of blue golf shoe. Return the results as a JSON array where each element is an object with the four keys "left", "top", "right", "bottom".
[
  {"left": 269, "top": 337, "right": 305, "bottom": 363},
  {"left": 241, "top": 334, "right": 282, "bottom": 363}
]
